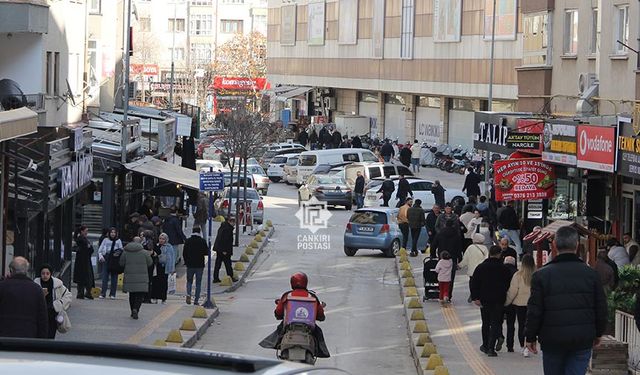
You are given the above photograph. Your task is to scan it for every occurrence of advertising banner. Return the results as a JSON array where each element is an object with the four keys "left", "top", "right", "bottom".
[
  {"left": 493, "top": 158, "right": 555, "bottom": 201},
  {"left": 211, "top": 77, "right": 269, "bottom": 91},
  {"left": 506, "top": 133, "right": 540, "bottom": 150},
  {"left": 576, "top": 125, "right": 617, "bottom": 172},
  {"left": 307, "top": 0, "right": 325, "bottom": 45},
  {"left": 617, "top": 116, "right": 640, "bottom": 178},
  {"left": 542, "top": 121, "right": 578, "bottom": 166}
]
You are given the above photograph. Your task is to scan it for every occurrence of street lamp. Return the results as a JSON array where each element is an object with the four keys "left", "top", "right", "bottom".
[{"left": 484, "top": 0, "right": 497, "bottom": 193}]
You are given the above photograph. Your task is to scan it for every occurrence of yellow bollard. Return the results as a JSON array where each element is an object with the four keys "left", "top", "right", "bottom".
[
  {"left": 180, "top": 318, "right": 197, "bottom": 331},
  {"left": 433, "top": 366, "right": 450, "bottom": 375},
  {"left": 410, "top": 309, "right": 424, "bottom": 320},
  {"left": 406, "top": 297, "right": 422, "bottom": 309},
  {"left": 233, "top": 262, "right": 245, "bottom": 271},
  {"left": 401, "top": 270, "right": 413, "bottom": 278},
  {"left": 413, "top": 321, "right": 428, "bottom": 333},
  {"left": 266, "top": 220, "right": 272, "bottom": 227},
  {"left": 165, "top": 329, "right": 184, "bottom": 343},
  {"left": 193, "top": 306, "right": 208, "bottom": 318},
  {"left": 416, "top": 333, "right": 432, "bottom": 346},
  {"left": 420, "top": 343, "right": 437, "bottom": 357},
  {"left": 398, "top": 248, "right": 408, "bottom": 256},
  {"left": 245, "top": 247, "right": 255, "bottom": 255},
  {"left": 399, "top": 254, "right": 408, "bottom": 262},
  {"left": 404, "top": 287, "right": 418, "bottom": 297},
  {"left": 220, "top": 276, "right": 233, "bottom": 286},
  {"left": 152, "top": 339, "right": 167, "bottom": 347},
  {"left": 239, "top": 253, "right": 250, "bottom": 262},
  {"left": 400, "top": 262, "right": 411, "bottom": 271},
  {"left": 255, "top": 234, "right": 263, "bottom": 242},
  {"left": 403, "top": 277, "right": 416, "bottom": 287},
  {"left": 425, "top": 354, "right": 443, "bottom": 370}
]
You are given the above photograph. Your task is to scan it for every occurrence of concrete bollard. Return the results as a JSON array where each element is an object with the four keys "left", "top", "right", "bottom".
[
  {"left": 220, "top": 276, "right": 233, "bottom": 286},
  {"left": 425, "top": 354, "right": 443, "bottom": 370},
  {"left": 398, "top": 248, "right": 408, "bottom": 256},
  {"left": 404, "top": 287, "right": 418, "bottom": 297},
  {"left": 410, "top": 309, "right": 424, "bottom": 320},
  {"left": 413, "top": 321, "right": 428, "bottom": 333},
  {"left": 416, "top": 333, "right": 432, "bottom": 346},
  {"left": 400, "top": 262, "right": 412, "bottom": 271},
  {"left": 433, "top": 366, "right": 450, "bottom": 375},
  {"left": 245, "top": 247, "right": 255, "bottom": 255},
  {"left": 406, "top": 297, "right": 422, "bottom": 309},
  {"left": 401, "top": 270, "right": 413, "bottom": 278},
  {"left": 420, "top": 343, "right": 437, "bottom": 357},
  {"left": 255, "top": 234, "right": 263, "bottom": 242},
  {"left": 239, "top": 253, "right": 250, "bottom": 262},
  {"left": 403, "top": 277, "right": 416, "bottom": 287},
  {"left": 165, "top": 329, "right": 184, "bottom": 343},
  {"left": 233, "top": 262, "right": 245, "bottom": 271},
  {"left": 180, "top": 318, "right": 197, "bottom": 331},
  {"left": 266, "top": 220, "right": 272, "bottom": 227},
  {"left": 152, "top": 339, "right": 167, "bottom": 347},
  {"left": 193, "top": 306, "right": 208, "bottom": 318}
]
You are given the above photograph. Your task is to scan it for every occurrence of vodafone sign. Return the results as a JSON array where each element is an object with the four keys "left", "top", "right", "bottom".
[{"left": 576, "top": 125, "right": 617, "bottom": 172}]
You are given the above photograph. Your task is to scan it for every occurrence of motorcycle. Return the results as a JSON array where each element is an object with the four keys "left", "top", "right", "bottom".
[{"left": 272, "top": 297, "right": 327, "bottom": 365}]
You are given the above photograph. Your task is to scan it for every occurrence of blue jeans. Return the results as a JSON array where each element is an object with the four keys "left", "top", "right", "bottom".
[
  {"left": 383, "top": 155, "right": 391, "bottom": 162},
  {"left": 411, "top": 158, "right": 420, "bottom": 172},
  {"left": 186, "top": 267, "right": 204, "bottom": 303},
  {"left": 101, "top": 268, "right": 118, "bottom": 297},
  {"left": 355, "top": 193, "right": 364, "bottom": 209},
  {"left": 504, "top": 229, "right": 523, "bottom": 255},
  {"left": 543, "top": 348, "right": 592, "bottom": 375}
]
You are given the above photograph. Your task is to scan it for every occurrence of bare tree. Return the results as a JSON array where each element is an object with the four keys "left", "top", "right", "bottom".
[
  {"left": 131, "top": 32, "right": 162, "bottom": 102},
  {"left": 216, "top": 32, "right": 267, "bottom": 79}
]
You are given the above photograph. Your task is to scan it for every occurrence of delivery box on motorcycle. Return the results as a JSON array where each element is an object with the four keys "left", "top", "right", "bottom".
[{"left": 284, "top": 296, "right": 317, "bottom": 328}]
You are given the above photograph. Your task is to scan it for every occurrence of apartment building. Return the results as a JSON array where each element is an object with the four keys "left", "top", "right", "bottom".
[
  {"left": 517, "top": 0, "right": 639, "bottom": 116},
  {"left": 267, "top": 0, "right": 523, "bottom": 149}
]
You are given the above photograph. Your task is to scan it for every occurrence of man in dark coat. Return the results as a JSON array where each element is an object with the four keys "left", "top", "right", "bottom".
[
  {"left": 425, "top": 204, "right": 441, "bottom": 247},
  {"left": 183, "top": 227, "right": 209, "bottom": 305},
  {"left": 351, "top": 135, "right": 362, "bottom": 149},
  {"left": 0, "top": 257, "right": 48, "bottom": 338},
  {"left": 525, "top": 226, "right": 608, "bottom": 374},
  {"left": 380, "top": 140, "right": 394, "bottom": 162},
  {"left": 471, "top": 245, "right": 513, "bottom": 357},
  {"left": 162, "top": 207, "right": 187, "bottom": 264},
  {"left": 399, "top": 144, "right": 412, "bottom": 167},
  {"left": 340, "top": 135, "right": 350, "bottom": 148},
  {"left": 332, "top": 130, "right": 342, "bottom": 148},
  {"left": 298, "top": 129, "right": 308, "bottom": 147},
  {"left": 309, "top": 129, "right": 318, "bottom": 150},
  {"left": 407, "top": 199, "right": 426, "bottom": 256},
  {"left": 462, "top": 167, "right": 482, "bottom": 199},
  {"left": 73, "top": 225, "right": 95, "bottom": 299},
  {"left": 213, "top": 217, "right": 237, "bottom": 282},
  {"left": 377, "top": 177, "right": 395, "bottom": 207},
  {"left": 354, "top": 171, "right": 365, "bottom": 209},
  {"left": 497, "top": 201, "right": 522, "bottom": 256},
  {"left": 396, "top": 175, "right": 413, "bottom": 208},
  {"left": 430, "top": 219, "right": 464, "bottom": 299},
  {"left": 431, "top": 180, "right": 446, "bottom": 208}
]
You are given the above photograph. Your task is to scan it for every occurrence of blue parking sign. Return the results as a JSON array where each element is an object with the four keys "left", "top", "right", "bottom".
[{"left": 199, "top": 171, "right": 224, "bottom": 191}]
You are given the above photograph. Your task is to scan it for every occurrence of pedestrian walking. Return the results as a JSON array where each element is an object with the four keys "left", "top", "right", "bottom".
[
  {"left": 407, "top": 199, "right": 426, "bottom": 256},
  {"left": 595, "top": 250, "right": 616, "bottom": 292},
  {"left": 430, "top": 219, "right": 464, "bottom": 300},
  {"left": 97, "top": 228, "right": 123, "bottom": 299},
  {"left": 380, "top": 139, "right": 394, "bottom": 162},
  {"left": 435, "top": 203, "right": 459, "bottom": 233},
  {"left": 354, "top": 171, "right": 365, "bottom": 209},
  {"left": 410, "top": 140, "right": 421, "bottom": 173},
  {"left": 607, "top": 238, "right": 630, "bottom": 268},
  {"left": 471, "top": 245, "right": 513, "bottom": 357},
  {"left": 435, "top": 251, "right": 454, "bottom": 305},
  {"left": 34, "top": 264, "right": 72, "bottom": 339},
  {"left": 504, "top": 254, "right": 535, "bottom": 357},
  {"left": 194, "top": 192, "right": 209, "bottom": 241},
  {"left": 120, "top": 237, "right": 153, "bottom": 319},
  {"left": 298, "top": 128, "right": 308, "bottom": 147},
  {"left": 462, "top": 167, "right": 482, "bottom": 199},
  {"left": 213, "top": 217, "right": 238, "bottom": 283},
  {"left": 162, "top": 206, "right": 187, "bottom": 265},
  {"left": 459, "top": 205, "right": 475, "bottom": 250},
  {"left": 184, "top": 227, "right": 209, "bottom": 305},
  {"left": 124, "top": 213, "right": 140, "bottom": 242},
  {"left": 351, "top": 135, "right": 362, "bottom": 149},
  {"left": 73, "top": 225, "right": 95, "bottom": 300},
  {"left": 395, "top": 175, "right": 413, "bottom": 208},
  {"left": 431, "top": 180, "right": 446, "bottom": 208},
  {"left": 151, "top": 233, "right": 176, "bottom": 304},
  {"left": 399, "top": 142, "right": 412, "bottom": 167},
  {"left": 397, "top": 198, "right": 413, "bottom": 252},
  {"left": 0, "top": 257, "right": 49, "bottom": 338},
  {"left": 525, "top": 226, "right": 608, "bottom": 374},
  {"left": 459, "top": 233, "right": 489, "bottom": 303},
  {"left": 499, "top": 237, "right": 518, "bottom": 269},
  {"left": 497, "top": 201, "right": 522, "bottom": 256},
  {"left": 425, "top": 204, "right": 441, "bottom": 247},
  {"left": 377, "top": 177, "right": 395, "bottom": 207},
  {"left": 309, "top": 128, "right": 318, "bottom": 150}
]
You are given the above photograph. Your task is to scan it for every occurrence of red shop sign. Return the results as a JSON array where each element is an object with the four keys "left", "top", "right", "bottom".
[
  {"left": 130, "top": 64, "right": 159, "bottom": 75},
  {"left": 576, "top": 125, "right": 617, "bottom": 173},
  {"left": 494, "top": 158, "right": 555, "bottom": 201},
  {"left": 516, "top": 118, "right": 544, "bottom": 155},
  {"left": 210, "top": 76, "right": 269, "bottom": 91}
]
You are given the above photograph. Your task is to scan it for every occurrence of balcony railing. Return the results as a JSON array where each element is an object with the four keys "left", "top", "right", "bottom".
[{"left": 615, "top": 310, "right": 640, "bottom": 370}]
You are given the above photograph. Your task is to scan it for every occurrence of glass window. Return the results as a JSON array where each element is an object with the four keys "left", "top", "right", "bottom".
[
  {"left": 53, "top": 52, "right": 60, "bottom": 95},
  {"left": 139, "top": 17, "right": 151, "bottom": 32},
  {"left": 397, "top": 166, "right": 413, "bottom": 176},
  {"left": 191, "top": 14, "right": 213, "bottom": 35},
  {"left": 410, "top": 182, "right": 432, "bottom": 191},
  {"left": 87, "top": 40, "right": 98, "bottom": 88},
  {"left": 222, "top": 0, "right": 245, "bottom": 3},
  {"left": 418, "top": 96, "right": 440, "bottom": 108},
  {"left": 286, "top": 157, "right": 299, "bottom": 166},
  {"left": 220, "top": 19, "right": 244, "bottom": 34},
  {"left": 191, "top": 43, "right": 212, "bottom": 62},
  {"left": 317, "top": 176, "right": 345, "bottom": 185},
  {"left": 383, "top": 166, "right": 396, "bottom": 177},
  {"left": 89, "top": 0, "right": 101, "bottom": 14},
  {"left": 359, "top": 92, "right": 379, "bottom": 103},
  {"left": 349, "top": 211, "right": 388, "bottom": 224},
  {"left": 563, "top": 10, "right": 578, "bottom": 55},
  {"left": 362, "top": 152, "right": 379, "bottom": 162},
  {"left": 272, "top": 156, "right": 287, "bottom": 164},
  {"left": 168, "top": 18, "right": 186, "bottom": 32},
  {"left": 385, "top": 94, "right": 406, "bottom": 105},
  {"left": 299, "top": 155, "right": 317, "bottom": 166},
  {"left": 523, "top": 12, "right": 550, "bottom": 65},
  {"left": 191, "top": 0, "right": 212, "bottom": 5},
  {"left": 590, "top": 8, "right": 599, "bottom": 54},
  {"left": 168, "top": 48, "right": 185, "bottom": 60},
  {"left": 342, "top": 153, "right": 359, "bottom": 162},
  {"left": 229, "top": 189, "right": 259, "bottom": 199},
  {"left": 491, "top": 100, "right": 516, "bottom": 112},
  {"left": 400, "top": 0, "right": 415, "bottom": 59},
  {"left": 451, "top": 98, "right": 479, "bottom": 111},
  {"left": 368, "top": 167, "right": 382, "bottom": 179},
  {"left": 548, "top": 179, "right": 578, "bottom": 220},
  {"left": 614, "top": 5, "right": 629, "bottom": 54},
  {"left": 46, "top": 52, "right": 52, "bottom": 95}
]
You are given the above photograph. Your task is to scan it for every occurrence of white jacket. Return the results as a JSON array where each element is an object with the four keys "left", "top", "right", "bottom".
[
  {"left": 34, "top": 277, "right": 72, "bottom": 313},
  {"left": 505, "top": 271, "right": 531, "bottom": 307},
  {"left": 459, "top": 243, "right": 489, "bottom": 276},
  {"left": 98, "top": 238, "right": 124, "bottom": 260},
  {"left": 411, "top": 143, "right": 421, "bottom": 158}
]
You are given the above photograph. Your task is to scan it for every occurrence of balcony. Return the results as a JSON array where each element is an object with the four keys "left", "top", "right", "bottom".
[{"left": 0, "top": 0, "right": 49, "bottom": 34}]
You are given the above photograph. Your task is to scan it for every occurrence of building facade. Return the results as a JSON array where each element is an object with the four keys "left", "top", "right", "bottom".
[{"left": 267, "top": 0, "right": 523, "bottom": 149}]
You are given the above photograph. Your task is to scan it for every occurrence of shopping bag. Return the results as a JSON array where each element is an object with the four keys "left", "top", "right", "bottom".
[
  {"left": 168, "top": 273, "right": 176, "bottom": 295},
  {"left": 56, "top": 310, "right": 71, "bottom": 334}
]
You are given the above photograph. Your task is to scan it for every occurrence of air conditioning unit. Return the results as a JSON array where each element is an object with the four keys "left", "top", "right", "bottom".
[
  {"left": 578, "top": 73, "right": 598, "bottom": 95},
  {"left": 128, "top": 81, "right": 137, "bottom": 99},
  {"left": 324, "top": 97, "right": 336, "bottom": 110}
]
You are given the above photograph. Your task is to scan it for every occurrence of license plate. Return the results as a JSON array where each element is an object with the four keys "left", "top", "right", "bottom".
[{"left": 358, "top": 226, "right": 374, "bottom": 232}]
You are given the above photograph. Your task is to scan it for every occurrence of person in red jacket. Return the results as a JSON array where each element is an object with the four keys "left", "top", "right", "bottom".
[{"left": 260, "top": 272, "right": 330, "bottom": 358}]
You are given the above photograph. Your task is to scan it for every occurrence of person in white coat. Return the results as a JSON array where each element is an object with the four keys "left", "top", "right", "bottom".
[
  {"left": 410, "top": 140, "right": 422, "bottom": 173},
  {"left": 34, "top": 264, "right": 72, "bottom": 339},
  {"left": 97, "top": 228, "right": 124, "bottom": 299},
  {"left": 459, "top": 233, "right": 489, "bottom": 303},
  {"left": 504, "top": 254, "right": 535, "bottom": 357}
]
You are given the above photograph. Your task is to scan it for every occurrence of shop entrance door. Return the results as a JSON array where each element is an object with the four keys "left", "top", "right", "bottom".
[{"left": 622, "top": 193, "right": 633, "bottom": 236}]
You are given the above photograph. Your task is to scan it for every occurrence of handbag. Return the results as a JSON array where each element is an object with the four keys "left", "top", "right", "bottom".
[{"left": 167, "top": 273, "right": 176, "bottom": 295}]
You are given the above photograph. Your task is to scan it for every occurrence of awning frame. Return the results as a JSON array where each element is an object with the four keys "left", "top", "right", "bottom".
[{"left": 124, "top": 156, "right": 200, "bottom": 190}]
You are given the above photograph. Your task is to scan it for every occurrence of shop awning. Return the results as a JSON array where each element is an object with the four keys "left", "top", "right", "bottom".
[
  {"left": 125, "top": 156, "right": 199, "bottom": 190},
  {"left": 276, "top": 86, "right": 313, "bottom": 102},
  {"left": 0, "top": 107, "right": 38, "bottom": 142}
]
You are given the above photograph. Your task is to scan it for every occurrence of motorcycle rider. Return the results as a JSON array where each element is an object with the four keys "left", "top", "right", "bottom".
[{"left": 260, "top": 272, "right": 330, "bottom": 358}]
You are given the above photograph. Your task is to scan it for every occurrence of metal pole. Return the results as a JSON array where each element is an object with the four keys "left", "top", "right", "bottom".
[
  {"left": 485, "top": 0, "right": 497, "bottom": 194},
  {"left": 169, "top": 2, "right": 177, "bottom": 110},
  {"left": 203, "top": 167, "right": 216, "bottom": 309},
  {"left": 122, "top": 0, "right": 132, "bottom": 164}
]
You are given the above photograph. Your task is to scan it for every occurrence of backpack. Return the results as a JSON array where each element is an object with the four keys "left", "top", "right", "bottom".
[{"left": 107, "top": 240, "right": 125, "bottom": 274}]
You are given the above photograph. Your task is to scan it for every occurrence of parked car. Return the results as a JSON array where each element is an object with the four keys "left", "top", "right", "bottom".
[
  {"left": 363, "top": 178, "right": 465, "bottom": 208},
  {"left": 311, "top": 162, "right": 353, "bottom": 176},
  {"left": 260, "top": 148, "right": 307, "bottom": 170},
  {"left": 284, "top": 155, "right": 300, "bottom": 185},
  {"left": 343, "top": 208, "right": 428, "bottom": 257},
  {"left": 298, "top": 175, "right": 352, "bottom": 210},
  {"left": 296, "top": 149, "right": 379, "bottom": 186},
  {"left": 196, "top": 160, "right": 227, "bottom": 172},
  {"left": 233, "top": 164, "right": 270, "bottom": 195},
  {"left": 267, "top": 153, "right": 300, "bottom": 182},
  {"left": 344, "top": 162, "right": 414, "bottom": 189},
  {"left": 215, "top": 187, "right": 264, "bottom": 224},
  {"left": 268, "top": 142, "right": 306, "bottom": 151},
  {"left": 222, "top": 172, "right": 253, "bottom": 189}
]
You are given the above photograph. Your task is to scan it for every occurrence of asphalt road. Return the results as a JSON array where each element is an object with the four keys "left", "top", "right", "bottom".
[{"left": 197, "top": 181, "right": 420, "bottom": 374}]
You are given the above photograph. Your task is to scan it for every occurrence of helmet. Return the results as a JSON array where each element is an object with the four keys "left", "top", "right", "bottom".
[{"left": 290, "top": 272, "right": 308, "bottom": 289}]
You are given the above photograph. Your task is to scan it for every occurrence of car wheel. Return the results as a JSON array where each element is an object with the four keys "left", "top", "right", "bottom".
[
  {"left": 344, "top": 247, "right": 357, "bottom": 256},
  {"left": 345, "top": 204, "right": 352, "bottom": 210},
  {"left": 384, "top": 239, "right": 400, "bottom": 258}
]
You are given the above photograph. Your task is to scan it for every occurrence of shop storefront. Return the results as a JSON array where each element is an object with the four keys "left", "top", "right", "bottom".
[
  {"left": 415, "top": 96, "right": 442, "bottom": 145},
  {"left": 616, "top": 116, "right": 640, "bottom": 239},
  {"left": 383, "top": 94, "right": 406, "bottom": 141}
]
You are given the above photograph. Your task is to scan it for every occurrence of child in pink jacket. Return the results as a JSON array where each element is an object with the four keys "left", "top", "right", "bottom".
[{"left": 435, "top": 251, "right": 453, "bottom": 304}]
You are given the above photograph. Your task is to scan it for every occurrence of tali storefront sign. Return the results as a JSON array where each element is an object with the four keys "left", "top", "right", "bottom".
[
  {"left": 58, "top": 153, "right": 93, "bottom": 199},
  {"left": 473, "top": 112, "right": 511, "bottom": 154},
  {"left": 617, "top": 116, "right": 640, "bottom": 178},
  {"left": 576, "top": 124, "right": 617, "bottom": 173},
  {"left": 493, "top": 158, "right": 555, "bottom": 201},
  {"left": 542, "top": 121, "right": 578, "bottom": 166}
]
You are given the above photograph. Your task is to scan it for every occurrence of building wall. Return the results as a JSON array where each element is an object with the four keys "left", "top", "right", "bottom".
[{"left": 0, "top": 33, "right": 44, "bottom": 94}]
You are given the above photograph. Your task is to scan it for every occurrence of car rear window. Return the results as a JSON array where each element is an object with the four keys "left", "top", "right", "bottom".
[
  {"left": 271, "top": 156, "right": 287, "bottom": 164},
  {"left": 383, "top": 166, "right": 396, "bottom": 177},
  {"left": 362, "top": 151, "right": 379, "bottom": 162},
  {"left": 349, "top": 211, "right": 388, "bottom": 224},
  {"left": 368, "top": 167, "right": 382, "bottom": 179},
  {"left": 286, "top": 157, "right": 299, "bottom": 166},
  {"left": 229, "top": 189, "right": 259, "bottom": 199},
  {"left": 397, "top": 166, "right": 413, "bottom": 176},
  {"left": 263, "top": 151, "right": 276, "bottom": 159},
  {"left": 299, "top": 155, "right": 317, "bottom": 166},
  {"left": 317, "top": 176, "right": 346, "bottom": 185}
]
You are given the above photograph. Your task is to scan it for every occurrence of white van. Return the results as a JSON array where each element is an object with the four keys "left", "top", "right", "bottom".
[
  {"left": 296, "top": 148, "right": 379, "bottom": 185},
  {"left": 344, "top": 162, "right": 414, "bottom": 188}
]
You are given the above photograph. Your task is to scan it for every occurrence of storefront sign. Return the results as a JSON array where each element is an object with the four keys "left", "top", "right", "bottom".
[
  {"left": 130, "top": 64, "right": 159, "bottom": 76},
  {"left": 58, "top": 153, "right": 93, "bottom": 199},
  {"left": 417, "top": 122, "right": 442, "bottom": 145},
  {"left": 506, "top": 133, "right": 540, "bottom": 150},
  {"left": 493, "top": 158, "right": 555, "bottom": 201},
  {"left": 542, "top": 121, "right": 578, "bottom": 166},
  {"left": 210, "top": 77, "right": 269, "bottom": 91},
  {"left": 616, "top": 117, "right": 640, "bottom": 178},
  {"left": 576, "top": 125, "right": 617, "bottom": 172},
  {"left": 474, "top": 112, "right": 531, "bottom": 154}
]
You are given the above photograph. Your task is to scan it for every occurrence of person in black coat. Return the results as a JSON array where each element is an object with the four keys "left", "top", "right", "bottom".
[
  {"left": 183, "top": 227, "right": 209, "bottom": 305},
  {"left": 319, "top": 127, "right": 330, "bottom": 149},
  {"left": 525, "top": 226, "right": 607, "bottom": 374},
  {"left": 351, "top": 135, "right": 362, "bottom": 149},
  {"left": 298, "top": 129, "right": 308, "bottom": 147},
  {"left": 73, "top": 225, "right": 95, "bottom": 299},
  {"left": 430, "top": 219, "right": 464, "bottom": 300},
  {"left": 309, "top": 129, "right": 318, "bottom": 150},
  {"left": 377, "top": 178, "right": 395, "bottom": 207},
  {"left": 380, "top": 140, "right": 394, "bottom": 162},
  {"left": 332, "top": 130, "right": 342, "bottom": 149},
  {"left": 213, "top": 217, "right": 237, "bottom": 282},
  {"left": 162, "top": 207, "right": 187, "bottom": 263},
  {"left": 471, "top": 245, "right": 513, "bottom": 357},
  {"left": 0, "top": 257, "right": 49, "bottom": 338},
  {"left": 399, "top": 145, "right": 412, "bottom": 167},
  {"left": 425, "top": 205, "right": 441, "bottom": 246},
  {"left": 431, "top": 180, "right": 446, "bottom": 208},
  {"left": 354, "top": 171, "right": 365, "bottom": 209},
  {"left": 396, "top": 175, "right": 413, "bottom": 208},
  {"left": 462, "top": 167, "right": 482, "bottom": 199}
]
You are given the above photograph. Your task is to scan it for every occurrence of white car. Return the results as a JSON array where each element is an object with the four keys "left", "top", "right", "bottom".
[
  {"left": 196, "top": 160, "right": 227, "bottom": 172},
  {"left": 233, "top": 165, "right": 270, "bottom": 195},
  {"left": 364, "top": 178, "right": 466, "bottom": 208},
  {"left": 266, "top": 153, "right": 300, "bottom": 182},
  {"left": 284, "top": 155, "right": 300, "bottom": 185},
  {"left": 268, "top": 142, "right": 306, "bottom": 151}
]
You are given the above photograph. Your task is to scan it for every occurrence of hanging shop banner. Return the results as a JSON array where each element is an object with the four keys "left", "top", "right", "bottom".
[
  {"left": 505, "top": 133, "right": 541, "bottom": 150},
  {"left": 516, "top": 118, "right": 544, "bottom": 155},
  {"left": 210, "top": 77, "right": 269, "bottom": 91},
  {"left": 617, "top": 116, "right": 640, "bottom": 178},
  {"left": 493, "top": 158, "right": 555, "bottom": 201},
  {"left": 576, "top": 124, "right": 617, "bottom": 172},
  {"left": 542, "top": 121, "right": 578, "bottom": 166},
  {"left": 473, "top": 112, "right": 533, "bottom": 154}
]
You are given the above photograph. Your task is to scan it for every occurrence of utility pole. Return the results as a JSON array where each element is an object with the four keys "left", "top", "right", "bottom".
[
  {"left": 485, "top": 0, "right": 497, "bottom": 194},
  {"left": 169, "top": 2, "right": 177, "bottom": 110},
  {"left": 122, "top": 0, "right": 132, "bottom": 164}
]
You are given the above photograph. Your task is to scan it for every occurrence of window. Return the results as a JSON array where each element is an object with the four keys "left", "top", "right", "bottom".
[
  {"left": 523, "top": 12, "right": 550, "bottom": 65},
  {"left": 590, "top": 8, "right": 599, "bottom": 54},
  {"left": 410, "top": 181, "right": 433, "bottom": 191},
  {"left": 614, "top": 5, "right": 629, "bottom": 54},
  {"left": 397, "top": 166, "right": 412, "bottom": 176},
  {"left": 563, "top": 10, "right": 578, "bottom": 55},
  {"left": 418, "top": 96, "right": 440, "bottom": 108},
  {"left": 368, "top": 167, "right": 382, "bottom": 179},
  {"left": 220, "top": 19, "right": 243, "bottom": 34},
  {"left": 400, "top": 0, "right": 415, "bottom": 59},
  {"left": 87, "top": 40, "right": 98, "bottom": 87},
  {"left": 168, "top": 18, "right": 185, "bottom": 32},
  {"left": 362, "top": 152, "right": 379, "bottom": 162},
  {"left": 191, "top": 43, "right": 212, "bottom": 62},
  {"left": 385, "top": 94, "right": 406, "bottom": 105},
  {"left": 191, "top": 14, "right": 213, "bottom": 35},
  {"left": 54, "top": 52, "right": 60, "bottom": 95},
  {"left": 383, "top": 166, "right": 396, "bottom": 177},
  {"left": 89, "top": 0, "right": 101, "bottom": 14},
  {"left": 45, "top": 52, "right": 52, "bottom": 95},
  {"left": 222, "top": 0, "right": 245, "bottom": 3},
  {"left": 342, "top": 153, "right": 359, "bottom": 162},
  {"left": 190, "top": 0, "right": 212, "bottom": 5},
  {"left": 451, "top": 98, "right": 479, "bottom": 111},
  {"left": 299, "top": 155, "right": 317, "bottom": 166},
  {"left": 139, "top": 17, "right": 151, "bottom": 32},
  {"left": 168, "top": 48, "right": 185, "bottom": 60},
  {"left": 359, "top": 92, "right": 379, "bottom": 103}
]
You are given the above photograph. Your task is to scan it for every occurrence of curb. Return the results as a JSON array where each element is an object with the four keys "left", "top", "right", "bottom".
[
  {"left": 224, "top": 225, "right": 275, "bottom": 293},
  {"left": 181, "top": 307, "right": 220, "bottom": 348}
]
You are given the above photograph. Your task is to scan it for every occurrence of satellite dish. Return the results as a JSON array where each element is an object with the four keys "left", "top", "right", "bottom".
[
  {"left": 0, "top": 79, "right": 27, "bottom": 111},
  {"left": 65, "top": 79, "right": 76, "bottom": 106}
]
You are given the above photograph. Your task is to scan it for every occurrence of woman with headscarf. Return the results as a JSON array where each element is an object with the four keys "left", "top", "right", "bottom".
[
  {"left": 34, "top": 264, "right": 72, "bottom": 338},
  {"left": 97, "top": 227, "right": 123, "bottom": 299},
  {"left": 73, "top": 225, "right": 95, "bottom": 299},
  {"left": 150, "top": 233, "right": 176, "bottom": 304}
]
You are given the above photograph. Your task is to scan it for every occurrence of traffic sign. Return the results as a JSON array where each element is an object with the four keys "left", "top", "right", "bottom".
[{"left": 199, "top": 171, "right": 224, "bottom": 191}]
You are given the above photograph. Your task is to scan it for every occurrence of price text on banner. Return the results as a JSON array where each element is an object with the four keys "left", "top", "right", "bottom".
[{"left": 493, "top": 158, "right": 555, "bottom": 201}]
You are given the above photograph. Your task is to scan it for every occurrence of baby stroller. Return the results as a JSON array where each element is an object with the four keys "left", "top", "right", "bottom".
[{"left": 422, "top": 257, "right": 440, "bottom": 301}]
